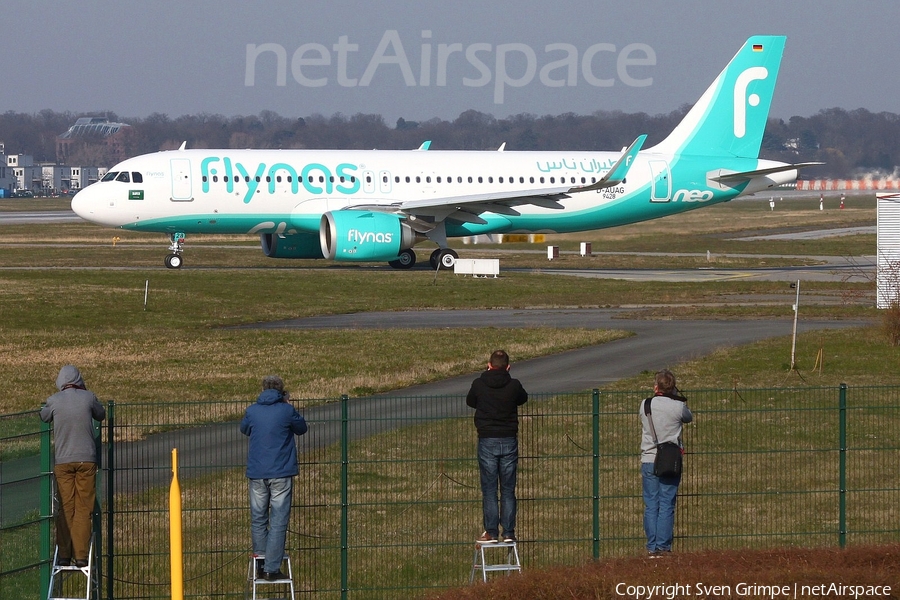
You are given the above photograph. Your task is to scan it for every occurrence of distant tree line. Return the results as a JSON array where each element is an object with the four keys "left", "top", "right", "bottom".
[{"left": 2, "top": 106, "right": 899, "bottom": 178}]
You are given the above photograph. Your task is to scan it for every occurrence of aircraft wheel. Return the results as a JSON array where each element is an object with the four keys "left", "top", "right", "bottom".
[
  {"left": 429, "top": 248, "right": 442, "bottom": 270},
  {"left": 165, "top": 253, "right": 183, "bottom": 269},
  {"left": 388, "top": 249, "right": 416, "bottom": 269},
  {"left": 439, "top": 249, "right": 458, "bottom": 269}
]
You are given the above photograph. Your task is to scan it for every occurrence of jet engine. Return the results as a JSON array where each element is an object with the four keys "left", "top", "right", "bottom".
[{"left": 319, "top": 210, "right": 419, "bottom": 261}]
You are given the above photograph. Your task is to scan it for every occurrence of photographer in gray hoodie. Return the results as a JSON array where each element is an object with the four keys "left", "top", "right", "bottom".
[{"left": 40, "top": 365, "right": 106, "bottom": 567}]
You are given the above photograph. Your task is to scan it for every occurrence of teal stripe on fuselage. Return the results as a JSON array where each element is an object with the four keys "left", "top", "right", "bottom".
[{"left": 120, "top": 214, "right": 323, "bottom": 234}]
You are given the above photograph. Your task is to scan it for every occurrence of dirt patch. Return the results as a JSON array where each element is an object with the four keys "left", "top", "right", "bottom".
[{"left": 428, "top": 545, "right": 899, "bottom": 600}]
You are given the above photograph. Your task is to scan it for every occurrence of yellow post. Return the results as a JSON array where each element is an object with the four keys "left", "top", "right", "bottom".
[{"left": 170, "top": 448, "right": 184, "bottom": 600}]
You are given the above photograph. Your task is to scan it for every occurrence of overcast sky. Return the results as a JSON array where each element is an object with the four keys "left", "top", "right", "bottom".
[{"left": 2, "top": 0, "right": 896, "bottom": 126}]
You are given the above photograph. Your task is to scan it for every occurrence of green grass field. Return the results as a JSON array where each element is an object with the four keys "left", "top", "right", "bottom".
[{"left": 0, "top": 193, "right": 885, "bottom": 418}]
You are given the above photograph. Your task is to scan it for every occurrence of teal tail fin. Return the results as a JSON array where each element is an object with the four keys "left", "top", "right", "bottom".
[{"left": 649, "top": 35, "right": 786, "bottom": 159}]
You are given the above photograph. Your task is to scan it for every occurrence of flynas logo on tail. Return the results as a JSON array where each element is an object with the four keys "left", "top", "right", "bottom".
[{"left": 733, "top": 66, "right": 768, "bottom": 138}]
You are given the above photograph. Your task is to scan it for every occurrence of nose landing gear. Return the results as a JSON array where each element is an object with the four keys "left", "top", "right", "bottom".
[{"left": 165, "top": 232, "right": 185, "bottom": 269}]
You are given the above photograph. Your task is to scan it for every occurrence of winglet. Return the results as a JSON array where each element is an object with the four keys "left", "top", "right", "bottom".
[{"left": 571, "top": 134, "right": 646, "bottom": 193}]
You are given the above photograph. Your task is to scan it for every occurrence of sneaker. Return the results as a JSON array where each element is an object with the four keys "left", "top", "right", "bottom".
[
  {"left": 74, "top": 559, "right": 89, "bottom": 568},
  {"left": 502, "top": 533, "right": 517, "bottom": 543},
  {"left": 476, "top": 532, "right": 497, "bottom": 544},
  {"left": 263, "top": 570, "right": 288, "bottom": 581}
]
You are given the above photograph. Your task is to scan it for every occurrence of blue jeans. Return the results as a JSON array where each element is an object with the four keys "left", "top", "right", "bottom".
[
  {"left": 641, "top": 462, "right": 680, "bottom": 552},
  {"left": 249, "top": 477, "right": 293, "bottom": 573},
  {"left": 477, "top": 437, "right": 518, "bottom": 537}
]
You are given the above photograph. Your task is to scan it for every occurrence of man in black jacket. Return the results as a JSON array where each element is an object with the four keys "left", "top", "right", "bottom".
[{"left": 466, "top": 349, "right": 528, "bottom": 543}]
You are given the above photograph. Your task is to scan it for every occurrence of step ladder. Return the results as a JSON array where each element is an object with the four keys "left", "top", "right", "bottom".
[
  {"left": 469, "top": 540, "right": 521, "bottom": 583},
  {"left": 246, "top": 553, "right": 295, "bottom": 600},
  {"left": 47, "top": 537, "right": 99, "bottom": 600}
]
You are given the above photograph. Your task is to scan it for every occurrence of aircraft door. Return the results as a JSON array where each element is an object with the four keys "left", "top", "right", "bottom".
[
  {"left": 649, "top": 160, "right": 670, "bottom": 203},
  {"left": 170, "top": 158, "right": 193, "bottom": 201}
]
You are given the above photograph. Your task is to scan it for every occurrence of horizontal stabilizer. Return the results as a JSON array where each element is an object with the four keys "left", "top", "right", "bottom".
[{"left": 710, "top": 162, "right": 824, "bottom": 183}]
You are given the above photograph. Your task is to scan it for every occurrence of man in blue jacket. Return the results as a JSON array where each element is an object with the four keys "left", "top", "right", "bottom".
[{"left": 240, "top": 375, "right": 308, "bottom": 581}]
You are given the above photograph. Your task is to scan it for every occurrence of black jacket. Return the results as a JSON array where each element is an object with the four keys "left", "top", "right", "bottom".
[{"left": 466, "top": 368, "right": 528, "bottom": 438}]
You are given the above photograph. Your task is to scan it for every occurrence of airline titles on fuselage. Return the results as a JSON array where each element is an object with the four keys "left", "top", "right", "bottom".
[{"left": 197, "top": 155, "right": 619, "bottom": 205}]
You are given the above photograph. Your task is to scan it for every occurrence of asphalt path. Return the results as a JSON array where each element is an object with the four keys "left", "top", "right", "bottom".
[{"left": 238, "top": 308, "right": 870, "bottom": 393}]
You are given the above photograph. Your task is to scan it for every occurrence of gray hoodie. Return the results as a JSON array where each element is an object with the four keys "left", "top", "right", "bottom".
[
  {"left": 40, "top": 366, "right": 106, "bottom": 464},
  {"left": 639, "top": 394, "right": 693, "bottom": 464}
]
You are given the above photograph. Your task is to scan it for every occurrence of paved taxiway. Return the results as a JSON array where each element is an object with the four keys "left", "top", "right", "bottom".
[
  {"left": 0, "top": 209, "right": 80, "bottom": 224},
  {"left": 534, "top": 255, "right": 874, "bottom": 283}
]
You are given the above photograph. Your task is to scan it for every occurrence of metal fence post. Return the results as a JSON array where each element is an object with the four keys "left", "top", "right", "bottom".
[
  {"left": 40, "top": 417, "right": 52, "bottom": 600},
  {"left": 106, "top": 400, "right": 115, "bottom": 600},
  {"left": 592, "top": 389, "right": 600, "bottom": 560},
  {"left": 839, "top": 383, "right": 847, "bottom": 548},
  {"left": 340, "top": 394, "right": 349, "bottom": 600}
]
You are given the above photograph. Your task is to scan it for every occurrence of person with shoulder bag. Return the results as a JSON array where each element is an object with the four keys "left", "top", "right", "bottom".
[{"left": 639, "top": 369, "right": 692, "bottom": 557}]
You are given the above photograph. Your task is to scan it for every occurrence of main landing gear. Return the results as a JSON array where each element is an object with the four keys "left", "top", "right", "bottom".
[
  {"left": 165, "top": 232, "right": 185, "bottom": 269},
  {"left": 430, "top": 248, "right": 458, "bottom": 270},
  {"left": 388, "top": 248, "right": 416, "bottom": 269},
  {"left": 386, "top": 248, "right": 459, "bottom": 270}
]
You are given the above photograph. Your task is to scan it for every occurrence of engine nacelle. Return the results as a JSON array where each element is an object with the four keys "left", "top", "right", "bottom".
[
  {"left": 260, "top": 232, "right": 325, "bottom": 259},
  {"left": 319, "top": 210, "right": 418, "bottom": 261}
]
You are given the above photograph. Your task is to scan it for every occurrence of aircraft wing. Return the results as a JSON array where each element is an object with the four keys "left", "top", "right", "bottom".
[
  {"left": 344, "top": 135, "right": 647, "bottom": 225},
  {"left": 709, "top": 162, "right": 824, "bottom": 184}
]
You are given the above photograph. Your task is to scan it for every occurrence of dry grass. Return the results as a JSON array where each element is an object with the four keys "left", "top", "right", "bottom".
[{"left": 1, "top": 327, "right": 629, "bottom": 423}]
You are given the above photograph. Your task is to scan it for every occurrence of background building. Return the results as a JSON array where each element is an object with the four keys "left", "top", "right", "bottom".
[{"left": 56, "top": 116, "right": 132, "bottom": 164}]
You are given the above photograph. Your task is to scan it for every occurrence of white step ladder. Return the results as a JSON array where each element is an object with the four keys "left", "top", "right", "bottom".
[
  {"left": 246, "top": 553, "right": 295, "bottom": 600},
  {"left": 47, "top": 537, "right": 99, "bottom": 600},
  {"left": 469, "top": 540, "right": 521, "bottom": 583}
]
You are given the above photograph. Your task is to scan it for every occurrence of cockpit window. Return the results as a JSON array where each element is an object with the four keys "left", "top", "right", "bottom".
[
  {"left": 132, "top": 172, "right": 143, "bottom": 183},
  {"left": 116, "top": 172, "right": 131, "bottom": 183},
  {"left": 101, "top": 171, "right": 119, "bottom": 182}
]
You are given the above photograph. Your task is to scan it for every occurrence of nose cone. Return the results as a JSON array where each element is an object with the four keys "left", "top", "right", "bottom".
[
  {"left": 70, "top": 184, "right": 116, "bottom": 226},
  {"left": 70, "top": 188, "right": 89, "bottom": 219}
]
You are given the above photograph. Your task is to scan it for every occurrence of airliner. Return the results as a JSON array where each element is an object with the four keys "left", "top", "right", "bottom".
[{"left": 72, "top": 36, "right": 818, "bottom": 270}]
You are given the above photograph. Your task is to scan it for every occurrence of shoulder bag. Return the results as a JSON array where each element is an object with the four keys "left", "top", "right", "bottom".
[{"left": 644, "top": 397, "right": 683, "bottom": 478}]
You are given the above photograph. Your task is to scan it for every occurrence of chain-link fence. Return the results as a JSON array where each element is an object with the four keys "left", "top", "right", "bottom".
[{"left": 3, "top": 385, "right": 898, "bottom": 599}]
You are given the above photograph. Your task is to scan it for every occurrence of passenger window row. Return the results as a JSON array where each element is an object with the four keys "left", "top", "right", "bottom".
[{"left": 199, "top": 174, "right": 598, "bottom": 186}]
